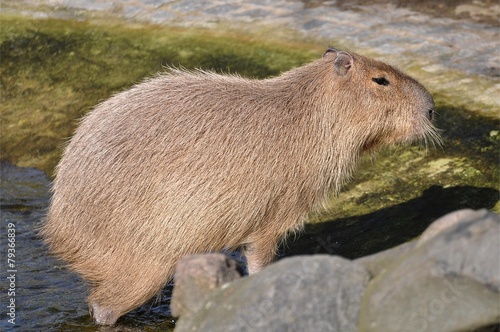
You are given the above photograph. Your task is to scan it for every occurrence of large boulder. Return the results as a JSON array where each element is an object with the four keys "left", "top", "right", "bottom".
[
  {"left": 173, "top": 255, "right": 370, "bottom": 332},
  {"left": 358, "top": 209, "right": 500, "bottom": 332}
]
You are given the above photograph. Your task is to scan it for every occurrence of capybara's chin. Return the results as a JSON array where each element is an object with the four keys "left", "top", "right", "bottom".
[{"left": 41, "top": 46, "right": 440, "bottom": 325}]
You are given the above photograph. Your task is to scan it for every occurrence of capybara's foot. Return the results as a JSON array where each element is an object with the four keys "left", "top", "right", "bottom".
[{"left": 90, "top": 302, "right": 119, "bottom": 326}]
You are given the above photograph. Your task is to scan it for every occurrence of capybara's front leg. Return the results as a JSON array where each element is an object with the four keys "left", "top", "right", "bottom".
[{"left": 243, "top": 241, "right": 277, "bottom": 274}]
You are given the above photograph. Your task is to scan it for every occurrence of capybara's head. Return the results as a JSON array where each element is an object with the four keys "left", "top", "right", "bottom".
[{"left": 321, "top": 47, "right": 440, "bottom": 151}]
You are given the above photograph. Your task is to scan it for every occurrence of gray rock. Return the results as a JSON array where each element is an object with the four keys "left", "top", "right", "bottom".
[
  {"left": 170, "top": 253, "right": 242, "bottom": 318},
  {"left": 355, "top": 241, "right": 416, "bottom": 278},
  {"left": 358, "top": 209, "right": 500, "bottom": 332},
  {"left": 416, "top": 208, "right": 489, "bottom": 246},
  {"left": 174, "top": 255, "right": 370, "bottom": 332}
]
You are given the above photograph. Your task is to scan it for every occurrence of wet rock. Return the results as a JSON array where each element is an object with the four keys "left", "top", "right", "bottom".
[
  {"left": 174, "top": 255, "right": 370, "bottom": 332},
  {"left": 170, "top": 253, "right": 242, "bottom": 318},
  {"left": 358, "top": 209, "right": 500, "bottom": 332}
]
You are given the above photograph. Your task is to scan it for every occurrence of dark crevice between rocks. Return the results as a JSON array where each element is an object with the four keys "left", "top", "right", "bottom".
[{"left": 281, "top": 185, "right": 499, "bottom": 260}]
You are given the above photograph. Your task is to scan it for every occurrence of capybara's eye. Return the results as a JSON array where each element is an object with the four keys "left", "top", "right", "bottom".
[{"left": 372, "top": 77, "right": 390, "bottom": 86}]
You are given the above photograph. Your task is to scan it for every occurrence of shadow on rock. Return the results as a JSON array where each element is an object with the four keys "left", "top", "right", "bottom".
[{"left": 281, "top": 185, "right": 499, "bottom": 260}]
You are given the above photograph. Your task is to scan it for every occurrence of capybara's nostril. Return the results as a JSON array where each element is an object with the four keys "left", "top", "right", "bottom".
[{"left": 428, "top": 109, "right": 434, "bottom": 121}]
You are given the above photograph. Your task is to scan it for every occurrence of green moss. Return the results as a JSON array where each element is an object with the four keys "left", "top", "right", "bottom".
[{"left": 0, "top": 14, "right": 319, "bottom": 175}]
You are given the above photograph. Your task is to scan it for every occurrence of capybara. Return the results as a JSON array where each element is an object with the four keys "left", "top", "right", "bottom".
[{"left": 42, "top": 47, "right": 440, "bottom": 325}]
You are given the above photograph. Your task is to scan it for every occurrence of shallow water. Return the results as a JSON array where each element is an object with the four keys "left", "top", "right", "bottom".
[
  {"left": 0, "top": 162, "right": 177, "bottom": 331},
  {"left": 0, "top": 161, "right": 85, "bottom": 331}
]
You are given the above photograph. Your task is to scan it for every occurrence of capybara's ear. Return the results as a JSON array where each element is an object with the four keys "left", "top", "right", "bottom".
[
  {"left": 323, "top": 46, "right": 339, "bottom": 57},
  {"left": 334, "top": 51, "right": 354, "bottom": 76}
]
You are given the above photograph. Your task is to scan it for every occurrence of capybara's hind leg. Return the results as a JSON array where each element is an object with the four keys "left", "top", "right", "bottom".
[
  {"left": 89, "top": 301, "right": 120, "bottom": 326},
  {"left": 88, "top": 269, "right": 169, "bottom": 325},
  {"left": 88, "top": 282, "right": 135, "bottom": 326}
]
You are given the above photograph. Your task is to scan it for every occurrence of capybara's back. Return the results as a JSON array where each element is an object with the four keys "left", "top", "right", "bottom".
[{"left": 42, "top": 47, "right": 439, "bottom": 325}]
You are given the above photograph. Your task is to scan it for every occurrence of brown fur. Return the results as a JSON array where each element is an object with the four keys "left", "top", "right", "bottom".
[{"left": 41, "top": 47, "right": 439, "bottom": 325}]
